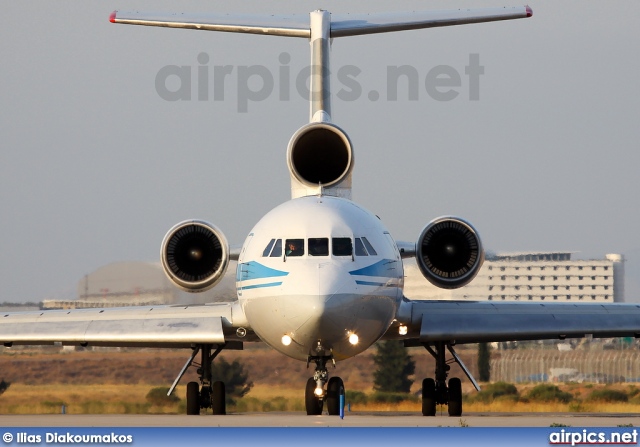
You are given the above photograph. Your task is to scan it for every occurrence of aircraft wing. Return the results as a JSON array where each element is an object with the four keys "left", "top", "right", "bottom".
[
  {"left": 398, "top": 299, "right": 640, "bottom": 345},
  {"left": 0, "top": 303, "right": 250, "bottom": 349},
  {"left": 110, "top": 6, "right": 532, "bottom": 38}
]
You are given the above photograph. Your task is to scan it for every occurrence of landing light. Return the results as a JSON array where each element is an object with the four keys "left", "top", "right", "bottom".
[
  {"left": 348, "top": 333, "right": 359, "bottom": 345},
  {"left": 399, "top": 325, "right": 408, "bottom": 336},
  {"left": 281, "top": 335, "right": 292, "bottom": 346},
  {"left": 314, "top": 387, "right": 324, "bottom": 397}
]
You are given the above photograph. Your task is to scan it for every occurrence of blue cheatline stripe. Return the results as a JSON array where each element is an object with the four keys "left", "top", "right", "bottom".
[
  {"left": 236, "top": 261, "right": 289, "bottom": 281},
  {"left": 237, "top": 282, "right": 282, "bottom": 291},
  {"left": 355, "top": 280, "right": 386, "bottom": 286},
  {"left": 348, "top": 259, "right": 397, "bottom": 277}
]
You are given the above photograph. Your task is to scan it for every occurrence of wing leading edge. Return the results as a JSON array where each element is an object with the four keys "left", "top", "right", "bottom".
[
  {"left": 0, "top": 303, "right": 248, "bottom": 349},
  {"left": 403, "top": 300, "right": 640, "bottom": 344}
]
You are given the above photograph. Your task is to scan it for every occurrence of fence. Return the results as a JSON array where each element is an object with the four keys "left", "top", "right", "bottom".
[{"left": 490, "top": 350, "right": 640, "bottom": 383}]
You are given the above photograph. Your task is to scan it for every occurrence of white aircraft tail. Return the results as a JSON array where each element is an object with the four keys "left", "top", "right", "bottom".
[{"left": 111, "top": 6, "right": 532, "bottom": 199}]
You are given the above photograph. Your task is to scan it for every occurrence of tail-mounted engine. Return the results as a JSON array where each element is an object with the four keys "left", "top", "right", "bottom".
[
  {"left": 161, "top": 220, "right": 229, "bottom": 293},
  {"left": 416, "top": 217, "right": 484, "bottom": 289},
  {"left": 287, "top": 122, "right": 354, "bottom": 199}
]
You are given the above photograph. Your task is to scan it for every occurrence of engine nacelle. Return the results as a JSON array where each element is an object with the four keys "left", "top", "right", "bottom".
[
  {"left": 161, "top": 220, "right": 229, "bottom": 293},
  {"left": 287, "top": 122, "right": 353, "bottom": 198},
  {"left": 416, "top": 217, "right": 484, "bottom": 289}
]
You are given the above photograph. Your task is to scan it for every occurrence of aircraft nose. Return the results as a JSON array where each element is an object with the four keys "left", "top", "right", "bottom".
[
  {"left": 317, "top": 262, "right": 351, "bottom": 297},
  {"left": 292, "top": 265, "right": 359, "bottom": 353}
]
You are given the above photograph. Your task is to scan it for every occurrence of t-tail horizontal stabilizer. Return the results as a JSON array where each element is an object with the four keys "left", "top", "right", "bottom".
[
  {"left": 110, "top": 7, "right": 532, "bottom": 199},
  {"left": 109, "top": 7, "right": 532, "bottom": 38},
  {"left": 110, "top": 6, "right": 532, "bottom": 123}
]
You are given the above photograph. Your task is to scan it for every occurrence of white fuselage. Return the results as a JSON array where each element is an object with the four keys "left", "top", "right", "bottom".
[{"left": 236, "top": 196, "right": 403, "bottom": 361}]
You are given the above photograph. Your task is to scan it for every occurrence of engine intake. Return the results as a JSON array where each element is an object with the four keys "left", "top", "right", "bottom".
[
  {"left": 416, "top": 217, "right": 484, "bottom": 289},
  {"left": 161, "top": 220, "right": 229, "bottom": 292},
  {"left": 287, "top": 122, "right": 353, "bottom": 187}
]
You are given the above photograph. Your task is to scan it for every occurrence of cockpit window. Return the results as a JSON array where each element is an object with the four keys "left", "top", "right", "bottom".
[
  {"left": 354, "top": 238, "right": 368, "bottom": 256},
  {"left": 309, "top": 238, "right": 329, "bottom": 256},
  {"left": 270, "top": 239, "right": 282, "bottom": 257},
  {"left": 362, "top": 237, "right": 378, "bottom": 256},
  {"left": 332, "top": 238, "right": 353, "bottom": 256},
  {"left": 262, "top": 239, "right": 276, "bottom": 257},
  {"left": 285, "top": 239, "right": 304, "bottom": 257}
]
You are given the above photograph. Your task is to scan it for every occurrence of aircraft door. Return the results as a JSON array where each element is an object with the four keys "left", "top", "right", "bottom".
[
  {"left": 383, "top": 232, "right": 403, "bottom": 299},
  {"left": 236, "top": 233, "right": 254, "bottom": 298}
]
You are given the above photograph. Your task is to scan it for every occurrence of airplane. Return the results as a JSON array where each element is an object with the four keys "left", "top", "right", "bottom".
[{"left": 4, "top": 5, "right": 640, "bottom": 418}]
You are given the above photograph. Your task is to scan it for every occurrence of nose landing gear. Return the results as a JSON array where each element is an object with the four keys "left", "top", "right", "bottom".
[{"left": 305, "top": 355, "right": 345, "bottom": 415}]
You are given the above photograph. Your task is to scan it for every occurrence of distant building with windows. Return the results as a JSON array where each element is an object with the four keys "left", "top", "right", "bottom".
[{"left": 404, "top": 252, "right": 625, "bottom": 303}]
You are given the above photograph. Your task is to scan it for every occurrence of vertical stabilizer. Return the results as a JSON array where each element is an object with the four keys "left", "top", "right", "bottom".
[{"left": 309, "top": 10, "right": 332, "bottom": 123}]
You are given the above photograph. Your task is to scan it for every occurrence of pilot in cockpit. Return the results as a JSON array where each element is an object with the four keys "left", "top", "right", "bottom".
[{"left": 286, "top": 240, "right": 304, "bottom": 256}]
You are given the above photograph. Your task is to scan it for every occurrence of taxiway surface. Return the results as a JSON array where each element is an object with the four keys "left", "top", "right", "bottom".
[{"left": 1, "top": 413, "right": 639, "bottom": 427}]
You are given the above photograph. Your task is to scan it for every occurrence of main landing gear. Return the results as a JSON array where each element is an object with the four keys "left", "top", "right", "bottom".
[
  {"left": 169, "top": 344, "right": 227, "bottom": 415},
  {"left": 421, "top": 341, "right": 480, "bottom": 417},
  {"left": 305, "top": 355, "right": 345, "bottom": 415}
]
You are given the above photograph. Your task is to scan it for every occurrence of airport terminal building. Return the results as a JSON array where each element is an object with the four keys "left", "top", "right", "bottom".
[{"left": 404, "top": 252, "right": 625, "bottom": 303}]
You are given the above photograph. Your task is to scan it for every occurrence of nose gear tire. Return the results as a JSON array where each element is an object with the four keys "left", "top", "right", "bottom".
[{"left": 305, "top": 377, "right": 324, "bottom": 415}]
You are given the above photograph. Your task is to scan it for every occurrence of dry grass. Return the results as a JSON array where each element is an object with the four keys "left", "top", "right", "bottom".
[
  {"left": 0, "top": 384, "right": 185, "bottom": 414},
  {"left": 463, "top": 400, "right": 640, "bottom": 413},
  {"left": 3, "top": 349, "right": 640, "bottom": 414},
  {"left": 246, "top": 385, "right": 301, "bottom": 400},
  {"left": 347, "top": 399, "right": 640, "bottom": 414},
  {"left": 3, "top": 383, "right": 640, "bottom": 414}
]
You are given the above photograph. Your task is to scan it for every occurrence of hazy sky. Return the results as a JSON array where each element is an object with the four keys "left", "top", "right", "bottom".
[{"left": 1, "top": 1, "right": 639, "bottom": 303}]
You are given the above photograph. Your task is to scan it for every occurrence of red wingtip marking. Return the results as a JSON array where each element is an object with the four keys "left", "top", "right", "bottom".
[
  {"left": 525, "top": 5, "right": 533, "bottom": 17},
  {"left": 110, "top": 10, "right": 117, "bottom": 23}
]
